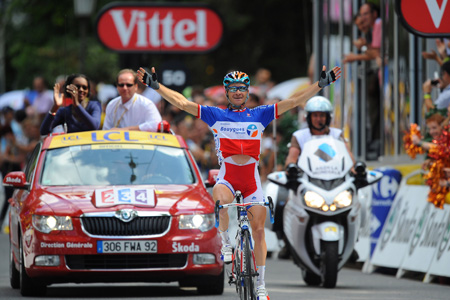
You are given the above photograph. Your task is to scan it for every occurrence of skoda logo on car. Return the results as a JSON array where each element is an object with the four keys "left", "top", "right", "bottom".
[{"left": 115, "top": 209, "right": 138, "bottom": 222}]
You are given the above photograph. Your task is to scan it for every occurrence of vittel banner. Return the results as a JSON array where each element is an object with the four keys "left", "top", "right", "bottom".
[{"left": 96, "top": 3, "right": 223, "bottom": 52}]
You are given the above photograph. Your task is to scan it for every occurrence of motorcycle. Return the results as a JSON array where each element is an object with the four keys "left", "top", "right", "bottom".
[{"left": 266, "top": 135, "right": 382, "bottom": 288}]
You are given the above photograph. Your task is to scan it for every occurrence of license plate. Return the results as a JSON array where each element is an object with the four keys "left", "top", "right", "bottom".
[{"left": 97, "top": 240, "right": 157, "bottom": 253}]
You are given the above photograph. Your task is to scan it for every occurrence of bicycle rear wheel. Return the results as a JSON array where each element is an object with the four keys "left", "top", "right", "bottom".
[{"left": 242, "top": 230, "right": 256, "bottom": 300}]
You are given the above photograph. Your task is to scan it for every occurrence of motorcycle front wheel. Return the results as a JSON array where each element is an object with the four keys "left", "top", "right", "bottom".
[
  {"left": 301, "top": 269, "right": 321, "bottom": 286},
  {"left": 321, "top": 241, "right": 338, "bottom": 288}
]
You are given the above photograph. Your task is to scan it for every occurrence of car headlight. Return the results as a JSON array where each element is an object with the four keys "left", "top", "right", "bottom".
[
  {"left": 304, "top": 191, "right": 325, "bottom": 208},
  {"left": 334, "top": 190, "right": 352, "bottom": 208},
  {"left": 179, "top": 214, "right": 214, "bottom": 232},
  {"left": 32, "top": 215, "right": 73, "bottom": 233}
]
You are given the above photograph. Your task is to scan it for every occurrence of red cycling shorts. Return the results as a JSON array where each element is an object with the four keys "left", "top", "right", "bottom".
[{"left": 216, "top": 157, "right": 264, "bottom": 203}]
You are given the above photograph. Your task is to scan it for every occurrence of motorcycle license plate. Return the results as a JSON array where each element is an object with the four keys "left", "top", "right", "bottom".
[{"left": 97, "top": 240, "right": 157, "bottom": 253}]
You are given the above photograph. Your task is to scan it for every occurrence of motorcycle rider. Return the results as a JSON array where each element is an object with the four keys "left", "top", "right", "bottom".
[
  {"left": 277, "top": 96, "right": 355, "bottom": 258},
  {"left": 285, "top": 96, "right": 355, "bottom": 166}
]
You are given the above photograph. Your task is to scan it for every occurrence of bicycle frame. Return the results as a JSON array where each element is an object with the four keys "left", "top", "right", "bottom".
[{"left": 214, "top": 191, "right": 274, "bottom": 300}]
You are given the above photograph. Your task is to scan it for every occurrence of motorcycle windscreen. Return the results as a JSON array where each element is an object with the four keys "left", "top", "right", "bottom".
[{"left": 298, "top": 136, "right": 353, "bottom": 180}]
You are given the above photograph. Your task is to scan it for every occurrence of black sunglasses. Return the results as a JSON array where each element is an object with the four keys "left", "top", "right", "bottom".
[
  {"left": 117, "top": 83, "right": 135, "bottom": 88},
  {"left": 74, "top": 84, "right": 89, "bottom": 90},
  {"left": 228, "top": 86, "right": 248, "bottom": 93}
]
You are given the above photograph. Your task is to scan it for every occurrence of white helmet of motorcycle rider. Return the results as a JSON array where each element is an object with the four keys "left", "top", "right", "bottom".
[{"left": 304, "top": 96, "right": 333, "bottom": 131}]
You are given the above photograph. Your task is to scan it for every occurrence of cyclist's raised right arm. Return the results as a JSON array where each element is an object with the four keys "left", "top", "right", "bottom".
[{"left": 137, "top": 67, "right": 199, "bottom": 117}]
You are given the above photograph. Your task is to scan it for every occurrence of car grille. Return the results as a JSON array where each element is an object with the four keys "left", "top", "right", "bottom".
[
  {"left": 66, "top": 254, "right": 187, "bottom": 270},
  {"left": 81, "top": 216, "right": 171, "bottom": 236}
]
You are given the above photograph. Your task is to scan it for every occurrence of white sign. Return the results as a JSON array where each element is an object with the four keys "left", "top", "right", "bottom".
[
  {"left": 399, "top": 202, "right": 447, "bottom": 273},
  {"left": 94, "top": 187, "right": 156, "bottom": 207},
  {"left": 370, "top": 184, "right": 429, "bottom": 268},
  {"left": 425, "top": 205, "right": 450, "bottom": 277}
]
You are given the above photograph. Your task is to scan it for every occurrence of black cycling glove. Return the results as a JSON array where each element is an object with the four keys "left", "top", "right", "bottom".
[
  {"left": 142, "top": 69, "right": 160, "bottom": 90},
  {"left": 286, "top": 163, "right": 299, "bottom": 179},
  {"left": 318, "top": 69, "right": 337, "bottom": 88}
]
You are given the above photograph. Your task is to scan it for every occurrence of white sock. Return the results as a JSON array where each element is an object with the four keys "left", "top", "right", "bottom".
[
  {"left": 256, "top": 265, "right": 265, "bottom": 287},
  {"left": 219, "top": 229, "right": 231, "bottom": 245}
]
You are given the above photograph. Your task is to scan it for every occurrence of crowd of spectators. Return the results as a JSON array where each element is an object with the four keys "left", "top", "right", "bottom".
[{"left": 410, "top": 38, "right": 450, "bottom": 187}]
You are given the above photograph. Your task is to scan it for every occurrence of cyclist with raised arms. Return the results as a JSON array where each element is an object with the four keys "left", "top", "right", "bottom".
[{"left": 138, "top": 65, "right": 340, "bottom": 300}]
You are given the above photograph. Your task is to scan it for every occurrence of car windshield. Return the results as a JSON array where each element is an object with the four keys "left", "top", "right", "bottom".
[{"left": 40, "top": 144, "right": 195, "bottom": 186}]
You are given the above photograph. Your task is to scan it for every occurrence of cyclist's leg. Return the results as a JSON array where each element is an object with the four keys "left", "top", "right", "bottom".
[
  {"left": 212, "top": 183, "right": 234, "bottom": 232},
  {"left": 248, "top": 205, "right": 267, "bottom": 266},
  {"left": 245, "top": 165, "right": 270, "bottom": 299},
  {"left": 243, "top": 162, "right": 267, "bottom": 267},
  {"left": 213, "top": 177, "right": 235, "bottom": 263}
]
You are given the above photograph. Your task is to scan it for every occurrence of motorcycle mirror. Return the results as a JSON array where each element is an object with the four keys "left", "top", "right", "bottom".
[
  {"left": 354, "top": 161, "right": 367, "bottom": 178},
  {"left": 286, "top": 163, "right": 300, "bottom": 179},
  {"left": 267, "top": 171, "right": 288, "bottom": 186}
]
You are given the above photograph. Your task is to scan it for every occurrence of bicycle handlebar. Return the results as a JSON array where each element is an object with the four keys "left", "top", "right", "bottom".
[{"left": 214, "top": 196, "right": 275, "bottom": 228}]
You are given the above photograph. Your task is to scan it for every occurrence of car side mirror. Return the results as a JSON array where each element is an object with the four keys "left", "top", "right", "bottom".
[
  {"left": 3, "top": 171, "right": 30, "bottom": 190},
  {"left": 205, "top": 169, "right": 219, "bottom": 188}
]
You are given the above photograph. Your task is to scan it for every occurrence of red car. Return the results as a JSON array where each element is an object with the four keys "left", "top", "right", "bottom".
[{"left": 4, "top": 130, "right": 223, "bottom": 296}]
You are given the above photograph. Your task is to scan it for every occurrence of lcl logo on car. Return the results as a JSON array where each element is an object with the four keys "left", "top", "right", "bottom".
[{"left": 96, "top": 3, "right": 224, "bottom": 52}]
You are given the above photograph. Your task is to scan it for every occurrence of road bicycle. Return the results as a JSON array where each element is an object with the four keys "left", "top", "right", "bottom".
[{"left": 214, "top": 191, "right": 274, "bottom": 300}]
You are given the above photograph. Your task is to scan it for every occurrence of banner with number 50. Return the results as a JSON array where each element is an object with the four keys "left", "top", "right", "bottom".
[{"left": 94, "top": 188, "right": 156, "bottom": 208}]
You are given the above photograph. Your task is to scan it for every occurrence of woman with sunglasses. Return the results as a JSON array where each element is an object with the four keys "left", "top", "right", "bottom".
[
  {"left": 40, "top": 74, "right": 101, "bottom": 135},
  {"left": 138, "top": 65, "right": 340, "bottom": 300}
]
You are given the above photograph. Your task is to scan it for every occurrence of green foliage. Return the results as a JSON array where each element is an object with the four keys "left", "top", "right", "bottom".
[{"left": 3, "top": 0, "right": 118, "bottom": 89}]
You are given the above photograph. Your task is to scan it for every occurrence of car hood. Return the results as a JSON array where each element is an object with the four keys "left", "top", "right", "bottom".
[{"left": 38, "top": 185, "right": 212, "bottom": 216}]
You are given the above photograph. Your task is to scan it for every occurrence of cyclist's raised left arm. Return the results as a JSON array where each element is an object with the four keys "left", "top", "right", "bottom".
[{"left": 277, "top": 66, "right": 340, "bottom": 116}]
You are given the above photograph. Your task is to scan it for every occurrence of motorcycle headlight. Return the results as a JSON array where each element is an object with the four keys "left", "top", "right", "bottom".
[
  {"left": 179, "top": 214, "right": 215, "bottom": 232},
  {"left": 32, "top": 215, "right": 73, "bottom": 234},
  {"left": 304, "top": 191, "right": 325, "bottom": 208},
  {"left": 334, "top": 190, "right": 353, "bottom": 208}
]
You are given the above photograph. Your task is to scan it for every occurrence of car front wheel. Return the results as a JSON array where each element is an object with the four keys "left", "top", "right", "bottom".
[
  {"left": 19, "top": 236, "right": 47, "bottom": 296},
  {"left": 10, "top": 239, "right": 20, "bottom": 289}
]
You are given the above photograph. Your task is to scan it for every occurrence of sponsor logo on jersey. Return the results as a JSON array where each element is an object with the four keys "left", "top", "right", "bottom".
[{"left": 246, "top": 124, "right": 258, "bottom": 137}]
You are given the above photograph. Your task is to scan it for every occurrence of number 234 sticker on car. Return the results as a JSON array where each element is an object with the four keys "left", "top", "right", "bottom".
[{"left": 94, "top": 188, "right": 156, "bottom": 207}]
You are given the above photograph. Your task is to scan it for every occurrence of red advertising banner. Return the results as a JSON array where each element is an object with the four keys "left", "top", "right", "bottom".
[
  {"left": 396, "top": 0, "right": 450, "bottom": 37},
  {"left": 96, "top": 3, "right": 223, "bottom": 52}
]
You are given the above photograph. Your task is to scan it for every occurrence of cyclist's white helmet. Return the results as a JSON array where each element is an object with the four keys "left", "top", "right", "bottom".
[{"left": 304, "top": 96, "right": 333, "bottom": 128}]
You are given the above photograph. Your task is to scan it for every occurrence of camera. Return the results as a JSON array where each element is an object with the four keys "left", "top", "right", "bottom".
[{"left": 431, "top": 79, "right": 440, "bottom": 86}]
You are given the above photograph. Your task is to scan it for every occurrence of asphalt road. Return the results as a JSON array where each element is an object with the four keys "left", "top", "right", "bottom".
[{"left": 0, "top": 231, "right": 450, "bottom": 300}]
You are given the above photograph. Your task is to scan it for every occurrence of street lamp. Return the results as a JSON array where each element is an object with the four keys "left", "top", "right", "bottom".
[{"left": 73, "top": 0, "right": 96, "bottom": 73}]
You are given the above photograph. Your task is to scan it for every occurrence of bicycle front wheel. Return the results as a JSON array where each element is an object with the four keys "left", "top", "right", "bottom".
[{"left": 242, "top": 230, "right": 256, "bottom": 300}]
